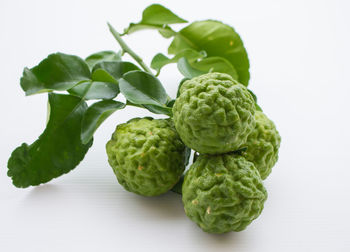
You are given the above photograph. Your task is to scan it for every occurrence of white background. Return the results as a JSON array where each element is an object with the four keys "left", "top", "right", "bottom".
[{"left": 1, "top": 0, "right": 350, "bottom": 251}]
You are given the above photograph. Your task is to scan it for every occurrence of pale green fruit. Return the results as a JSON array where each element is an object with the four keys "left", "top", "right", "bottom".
[
  {"left": 243, "top": 111, "right": 281, "bottom": 179},
  {"left": 172, "top": 72, "right": 255, "bottom": 154},
  {"left": 182, "top": 153, "right": 267, "bottom": 233},
  {"left": 106, "top": 117, "right": 187, "bottom": 196}
]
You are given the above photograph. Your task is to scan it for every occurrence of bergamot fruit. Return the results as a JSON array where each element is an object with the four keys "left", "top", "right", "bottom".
[
  {"left": 106, "top": 117, "right": 186, "bottom": 196},
  {"left": 172, "top": 72, "right": 256, "bottom": 154},
  {"left": 182, "top": 153, "right": 267, "bottom": 233},
  {"left": 243, "top": 111, "right": 281, "bottom": 180}
]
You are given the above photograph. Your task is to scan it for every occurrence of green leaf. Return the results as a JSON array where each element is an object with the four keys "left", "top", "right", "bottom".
[
  {"left": 68, "top": 61, "right": 140, "bottom": 100},
  {"left": 247, "top": 89, "right": 262, "bottom": 111},
  {"left": 151, "top": 49, "right": 204, "bottom": 74},
  {"left": 119, "top": 70, "right": 168, "bottom": 106},
  {"left": 123, "top": 4, "right": 187, "bottom": 36},
  {"left": 177, "top": 57, "right": 205, "bottom": 79},
  {"left": 192, "top": 56, "right": 239, "bottom": 80},
  {"left": 171, "top": 174, "right": 184, "bottom": 195},
  {"left": 158, "top": 28, "right": 177, "bottom": 38},
  {"left": 142, "top": 104, "right": 172, "bottom": 116},
  {"left": 92, "top": 61, "right": 140, "bottom": 80},
  {"left": 248, "top": 89, "right": 258, "bottom": 103},
  {"left": 85, "top": 50, "right": 122, "bottom": 69},
  {"left": 91, "top": 69, "right": 118, "bottom": 83},
  {"left": 81, "top": 100, "right": 125, "bottom": 144},
  {"left": 141, "top": 4, "right": 187, "bottom": 25},
  {"left": 21, "top": 53, "right": 91, "bottom": 95},
  {"left": 255, "top": 103, "right": 263, "bottom": 112},
  {"left": 68, "top": 81, "right": 119, "bottom": 100},
  {"left": 7, "top": 93, "right": 93, "bottom": 188},
  {"left": 176, "top": 77, "right": 190, "bottom": 97},
  {"left": 166, "top": 99, "right": 176, "bottom": 108},
  {"left": 168, "top": 20, "right": 250, "bottom": 86}
]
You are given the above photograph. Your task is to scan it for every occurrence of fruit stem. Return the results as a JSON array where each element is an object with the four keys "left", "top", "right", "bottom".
[{"left": 107, "top": 23, "right": 153, "bottom": 75}]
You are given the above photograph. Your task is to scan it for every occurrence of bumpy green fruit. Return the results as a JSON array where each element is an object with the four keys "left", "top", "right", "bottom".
[
  {"left": 106, "top": 117, "right": 186, "bottom": 196},
  {"left": 173, "top": 72, "right": 255, "bottom": 154},
  {"left": 182, "top": 154, "right": 267, "bottom": 233},
  {"left": 243, "top": 111, "right": 281, "bottom": 180}
]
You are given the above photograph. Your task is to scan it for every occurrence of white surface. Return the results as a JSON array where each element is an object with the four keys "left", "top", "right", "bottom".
[{"left": 1, "top": 0, "right": 350, "bottom": 251}]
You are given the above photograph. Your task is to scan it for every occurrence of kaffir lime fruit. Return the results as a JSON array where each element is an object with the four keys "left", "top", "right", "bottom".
[
  {"left": 182, "top": 153, "right": 267, "bottom": 233},
  {"left": 106, "top": 117, "right": 187, "bottom": 196},
  {"left": 243, "top": 111, "right": 281, "bottom": 179},
  {"left": 172, "top": 72, "right": 255, "bottom": 154}
]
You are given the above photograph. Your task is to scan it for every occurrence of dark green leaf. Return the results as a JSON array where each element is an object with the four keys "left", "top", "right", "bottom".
[
  {"left": 193, "top": 152, "right": 199, "bottom": 163},
  {"left": 184, "top": 147, "right": 192, "bottom": 166},
  {"left": 168, "top": 20, "right": 250, "bottom": 86},
  {"left": 21, "top": 53, "right": 91, "bottom": 95},
  {"left": 248, "top": 89, "right": 258, "bottom": 103},
  {"left": 123, "top": 4, "right": 186, "bottom": 35},
  {"left": 247, "top": 89, "right": 262, "bottom": 111},
  {"left": 7, "top": 93, "right": 93, "bottom": 188},
  {"left": 176, "top": 77, "right": 190, "bottom": 97},
  {"left": 119, "top": 70, "right": 168, "bottom": 106},
  {"left": 68, "top": 81, "right": 119, "bottom": 100},
  {"left": 166, "top": 99, "right": 176, "bottom": 108},
  {"left": 91, "top": 69, "right": 118, "bottom": 83},
  {"left": 192, "top": 56, "right": 239, "bottom": 80},
  {"left": 177, "top": 57, "right": 205, "bottom": 79},
  {"left": 171, "top": 174, "right": 184, "bottom": 195},
  {"left": 69, "top": 61, "right": 140, "bottom": 100},
  {"left": 142, "top": 104, "right": 172, "bottom": 116},
  {"left": 232, "top": 147, "right": 248, "bottom": 155},
  {"left": 151, "top": 49, "right": 204, "bottom": 74},
  {"left": 92, "top": 61, "right": 140, "bottom": 80},
  {"left": 81, "top": 100, "right": 125, "bottom": 144},
  {"left": 85, "top": 50, "right": 122, "bottom": 69}
]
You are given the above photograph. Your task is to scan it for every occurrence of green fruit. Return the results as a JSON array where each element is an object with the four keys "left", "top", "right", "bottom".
[
  {"left": 106, "top": 117, "right": 186, "bottom": 196},
  {"left": 172, "top": 72, "right": 255, "bottom": 154},
  {"left": 182, "top": 154, "right": 267, "bottom": 233},
  {"left": 243, "top": 111, "right": 281, "bottom": 179}
]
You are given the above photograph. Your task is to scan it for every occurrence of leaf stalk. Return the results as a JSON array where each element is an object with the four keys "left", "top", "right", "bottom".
[{"left": 107, "top": 23, "right": 153, "bottom": 75}]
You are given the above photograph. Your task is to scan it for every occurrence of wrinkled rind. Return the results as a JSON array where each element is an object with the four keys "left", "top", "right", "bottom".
[
  {"left": 172, "top": 72, "right": 255, "bottom": 154},
  {"left": 106, "top": 117, "right": 186, "bottom": 196},
  {"left": 243, "top": 111, "right": 281, "bottom": 180},
  {"left": 182, "top": 154, "right": 267, "bottom": 233}
]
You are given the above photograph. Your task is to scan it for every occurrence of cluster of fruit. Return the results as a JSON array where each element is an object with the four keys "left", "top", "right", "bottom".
[{"left": 106, "top": 72, "right": 281, "bottom": 233}]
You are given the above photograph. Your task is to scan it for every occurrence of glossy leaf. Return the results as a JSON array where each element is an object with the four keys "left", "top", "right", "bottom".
[
  {"left": 171, "top": 174, "right": 184, "bottom": 194},
  {"left": 21, "top": 53, "right": 91, "bottom": 95},
  {"left": 85, "top": 50, "right": 122, "bottom": 69},
  {"left": 91, "top": 69, "right": 118, "bottom": 83},
  {"left": 192, "top": 57, "right": 239, "bottom": 80},
  {"left": 123, "top": 4, "right": 186, "bottom": 36},
  {"left": 247, "top": 89, "right": 263, "bottom": 111},
  {"left": 92, "top": 61, "right": 140, "bottom": 80},
  {"left": 119, "top": 70, "right": 168, "bottom": 106},
  {"left": 177, "top": 57, "right": 205, "bottom": 79},
  {"left": 166, "top": 99, "right": 176, "bottom": 108},
  {"left": 143, "top": 104, "right": 172, "bottom": 116},
  {"left": 68, "top": 81, "right": 119, "bottom": 100},
  {"left": 151, "top": 49, "right": 204, "bottom": 74},
  {"left": 141, "top": 4, "right": 187, "bottom": 25},
  {"left": 7, "top": 93, "right": 93, "bottom": 188},
  {"left": 176, "top": 77, "right": 190, "bottom": 97},
  {"left": 81, "top": 100, "right": 125, "bottom": 144},
  {"left": 168, "top": 20, "right": 250, "bottom": 86}
]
